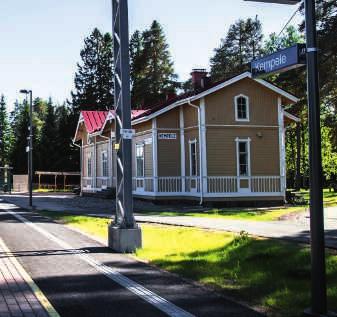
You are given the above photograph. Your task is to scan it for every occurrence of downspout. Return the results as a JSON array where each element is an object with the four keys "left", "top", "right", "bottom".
[{"left": 187, "top": 100, "right": 203, "bottom": 205}]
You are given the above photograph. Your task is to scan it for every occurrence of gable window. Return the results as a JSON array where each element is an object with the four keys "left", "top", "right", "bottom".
[
  {"left": 87, "top": 153, "right": 92, "bottom": 177},
  {"left": 235, "top": 95, "right": 249, "bottom": 121},
  {"left": 102, "top": 151, "right": 108, "bottom": 177},
  {"left": 189, "top": 140, "right": 198, "bottom": 177},
  {"left": 136, "top": 144, "right": 145, "bottom": 177},
  {"left": 236, "top": 138, "right": 251, "bottom": 176}
]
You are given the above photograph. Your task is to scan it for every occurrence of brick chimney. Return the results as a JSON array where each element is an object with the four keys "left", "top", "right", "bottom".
[{"left": 191, "top": 68, "right": 208, "bottom": 90}]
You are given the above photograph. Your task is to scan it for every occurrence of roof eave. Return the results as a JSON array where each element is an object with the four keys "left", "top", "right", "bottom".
[
  {"left": 73, "top": 113, "right": 84, "bottom": 142},
  {"left": 284, "top": 110, "right": 301, "bottom": 123}
]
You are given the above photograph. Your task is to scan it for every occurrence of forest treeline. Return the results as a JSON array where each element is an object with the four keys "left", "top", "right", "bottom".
[{"left": 0, "top": 0, "right": 336, "bottom": 188}]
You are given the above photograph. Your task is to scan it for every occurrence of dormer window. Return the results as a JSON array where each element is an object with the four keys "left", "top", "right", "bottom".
[{"left": 235, "top": 95, "right": 249, "bottom": 122}]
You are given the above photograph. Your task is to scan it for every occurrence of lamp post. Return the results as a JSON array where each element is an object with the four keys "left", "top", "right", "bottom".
[
  {"left": 19, "top": 89, "right": 33, "bottom": 208},
  {"left": 245, "top": 0, "right": 332, "bottom": 316}
]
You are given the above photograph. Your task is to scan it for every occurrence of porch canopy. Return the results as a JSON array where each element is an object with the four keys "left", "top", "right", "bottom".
[{"left": 35, "top": 171, "right": 80, "bottom": 190}]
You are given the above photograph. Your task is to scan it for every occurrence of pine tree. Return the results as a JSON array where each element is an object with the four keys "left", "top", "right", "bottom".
[
  {"left": 10, "top": 101, "right": 30, "bottom": 174},
  {"left": 130, "top": 30, "right": 147, "bottom": 108},
  {"left": 130, "top": 21, "right": 178, "bottom": 108},
  {"left": 0, "top": 95, "right": 11, "bottom": 166},
  {"left": 210, "top": 17, "right": 263, "bottom": 81},
  {"left": 264, "top": 26, "right": 304, "bottom": 54},
  {"left": 54, "top": 104, "right": 79, "bottom": 171},
  {"left": 38, "top": 98, "right": 58, "bottom": 171},
  {"left": 310, "top": 0, "right": 337, "bottom": 149},
  {"left": 71, "top": 28, "right": 114, "bottom": 111}
]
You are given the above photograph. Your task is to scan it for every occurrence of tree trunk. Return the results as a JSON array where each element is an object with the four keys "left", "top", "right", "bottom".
[{"left": 295, "top": 122, "right": 302, "bottom": 190}]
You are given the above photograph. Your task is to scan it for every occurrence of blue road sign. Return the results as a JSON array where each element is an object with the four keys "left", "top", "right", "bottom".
[{"left": 251, "top": 44, "right": 306, "bottom": 78}]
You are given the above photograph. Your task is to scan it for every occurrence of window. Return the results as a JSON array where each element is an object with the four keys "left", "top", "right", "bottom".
[
  {"left": 87, "top": 153, "right": 92, "bottom": 177},
  {"left": 236, "top": 140, "right": 250, "bottom": 176},
  {"left": 189, "top": 140, "right": 197, "bottom": 176},
  {"left": 235, "top": 95, "right": 249, "bottom": 121},
  {"left": 136, "top": 144, "right": 144, "bottom": 177},
  {"left": 102, "top": 151, "right": 108, "bottom": 177}
]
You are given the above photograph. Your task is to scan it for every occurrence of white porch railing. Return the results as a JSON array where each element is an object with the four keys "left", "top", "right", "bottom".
[
  {"left": 251, "top": 176, "right": 281, "bottom": 193},
  {"left": 131, "top": 176, "right": 284, "bottom": 197},
  {"left": 132, "top": 177, "right": 154, "bottom": 192},
  {"left": 158, "top": 177, "right": 182, "bottom": 193},
  {"left": 82, "top": 177, "right": 93, "bottom": 189},
  {"left": 96, "top": 177, "right": 109, "bottom": 189},
  {"left": 208, "top": 176, "right": 237, "bottom": 193},
  {"left": 83, "top": 175, "right": 284, "bottom": 196},
  {"left": 83, "top": 177, "right": 113, "bottom": 191}
]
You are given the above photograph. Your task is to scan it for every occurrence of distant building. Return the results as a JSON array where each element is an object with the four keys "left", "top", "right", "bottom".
[{"left": 74, "top": 71, "right": 299, "bottom": 205}]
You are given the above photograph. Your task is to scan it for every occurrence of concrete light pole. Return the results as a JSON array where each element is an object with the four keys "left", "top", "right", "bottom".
[
  {"left": 245, "top": 0, "right": 335, "bottom": 316},
  {"left": 19, "top": 89, "right": 33, "bottom": 208},
  {"left": 108, "top": 0, "right": 142, "bottom": 253}
]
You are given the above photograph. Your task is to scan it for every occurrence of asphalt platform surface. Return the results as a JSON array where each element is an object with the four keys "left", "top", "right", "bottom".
[{"left": 0, "top": 201, "right": 262, "bottom": 317}]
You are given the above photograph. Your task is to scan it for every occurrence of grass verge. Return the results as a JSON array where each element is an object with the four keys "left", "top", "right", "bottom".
[
  {"left": 136, "top": 206, "right": 304, "bottom": 221},
  {"left": 136, "top": 189, "right": 337, "bottom": 221},
  {"left": 38, "top": 210, "right": 337, "bottom": 317},
  {"left": 301, "top": 188, "right": 337, "bottom": 207}
]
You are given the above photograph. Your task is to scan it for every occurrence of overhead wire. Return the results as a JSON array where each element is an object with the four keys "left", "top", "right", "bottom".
[{"left": 276, "top": 0, "right": 303, "bottom": 38}]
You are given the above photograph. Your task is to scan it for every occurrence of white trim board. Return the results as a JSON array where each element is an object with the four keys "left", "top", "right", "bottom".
[{"left": 284, "top": 111, "right": 301, "bottom": 123}]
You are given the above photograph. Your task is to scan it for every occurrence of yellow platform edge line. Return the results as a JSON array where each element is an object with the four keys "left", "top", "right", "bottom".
[{"left": 0, "top": 237, "right": 61, "bottom": 317}]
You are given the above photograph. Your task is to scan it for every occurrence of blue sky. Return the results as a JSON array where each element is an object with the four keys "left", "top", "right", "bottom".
[{"left": 0, "top": 0, "right": 302, "bottom": 109}]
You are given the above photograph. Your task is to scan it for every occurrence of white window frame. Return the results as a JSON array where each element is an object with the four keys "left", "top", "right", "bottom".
[
  {"left": 135, "top": 143, "right": 145, "bottom": 178},
  {"left": 87, "top": 152, "right": 93, "bottom": 177},
  {"left": 235, "top": 137, "right": 251, "bottom": 177},
  {"left": 101, "top": 151, "right": 108, "bottom": 177},
  {"left": 87, "top": 134, "right": 93, "bottom": 145},
  {"left": 189, "top": 139, "right": 198, "bottom": 177},
  {"left": 234, "top": 94, "right": 250, "bottom": 122}
]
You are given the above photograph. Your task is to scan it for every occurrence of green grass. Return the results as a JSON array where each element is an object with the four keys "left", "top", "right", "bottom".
[
  {"left": 301, "top": 188, "right": 337, "bottom": 207},
  {"left": 33, "top": 189, "right": 73, "bottom": 193},
  {"left": 136, "top": 189, "right": 337, "bottom": 221},
  {"left": 136, "top": 206, "right": 304, "bottom": 222},
  {"left": 38, "top": 210, "right": 337, "bottom": 317}
]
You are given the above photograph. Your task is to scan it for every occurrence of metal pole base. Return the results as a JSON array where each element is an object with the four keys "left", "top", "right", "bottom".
[
  {"left": 304, "top": 309, "right": 337, "bottom": 317},
  {"left": 108, "top": 224, "right": 142, "bottom": 253}
]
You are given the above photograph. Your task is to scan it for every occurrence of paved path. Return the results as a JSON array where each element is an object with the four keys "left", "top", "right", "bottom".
[
  {"left": 2, "top": 193, "right": 336, "bottom": 249},
  {"left": 0, "top": 238, "right": 53, "bottom": 317},
  {"left": 0, "top": 201, "right": 262, "bottom": 317}
]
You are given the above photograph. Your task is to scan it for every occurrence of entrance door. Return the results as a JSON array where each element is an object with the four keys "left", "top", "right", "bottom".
[
  {"left": 136, "top": 143, "right": 145, "bottom": 191},
  {"left": 236, "top": 139, "right": 251, "bottom": 193}
]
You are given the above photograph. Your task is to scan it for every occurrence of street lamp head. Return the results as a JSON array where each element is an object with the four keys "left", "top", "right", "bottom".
[
  {"left": 19, "top": 89, "right": 30, "bottom": 94},
  {"left": 244, "top": 0, "right": 301, "bottom": 4}
]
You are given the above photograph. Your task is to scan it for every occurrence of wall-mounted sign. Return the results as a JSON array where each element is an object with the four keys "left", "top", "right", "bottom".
[
  {"left": 120, "top": 129, "right": 135, "bottom": 140},
  {"left": 251, "top": 44, "right": 306, "bottom": 78},
  {"left": 158, "top": 133, "right": 177, "bottom": 140}
]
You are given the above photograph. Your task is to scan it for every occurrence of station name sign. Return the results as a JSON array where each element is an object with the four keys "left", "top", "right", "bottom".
[
  {"left": 158, "top": 133, "right": 177, "bottom": 140},
  {"left": 251, "top": 44, "right": 306, "bottom": 78}
]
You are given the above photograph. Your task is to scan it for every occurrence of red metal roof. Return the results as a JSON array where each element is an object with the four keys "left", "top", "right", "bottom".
[
  {"left": 131, "top": 109, "right": 147, "bottom": 119},
  {"left": 81, "top": 111, "right": 109, "bottom": 134},
  {"left": 80, "top": 110, "right": 148, "bottom": 134}
]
